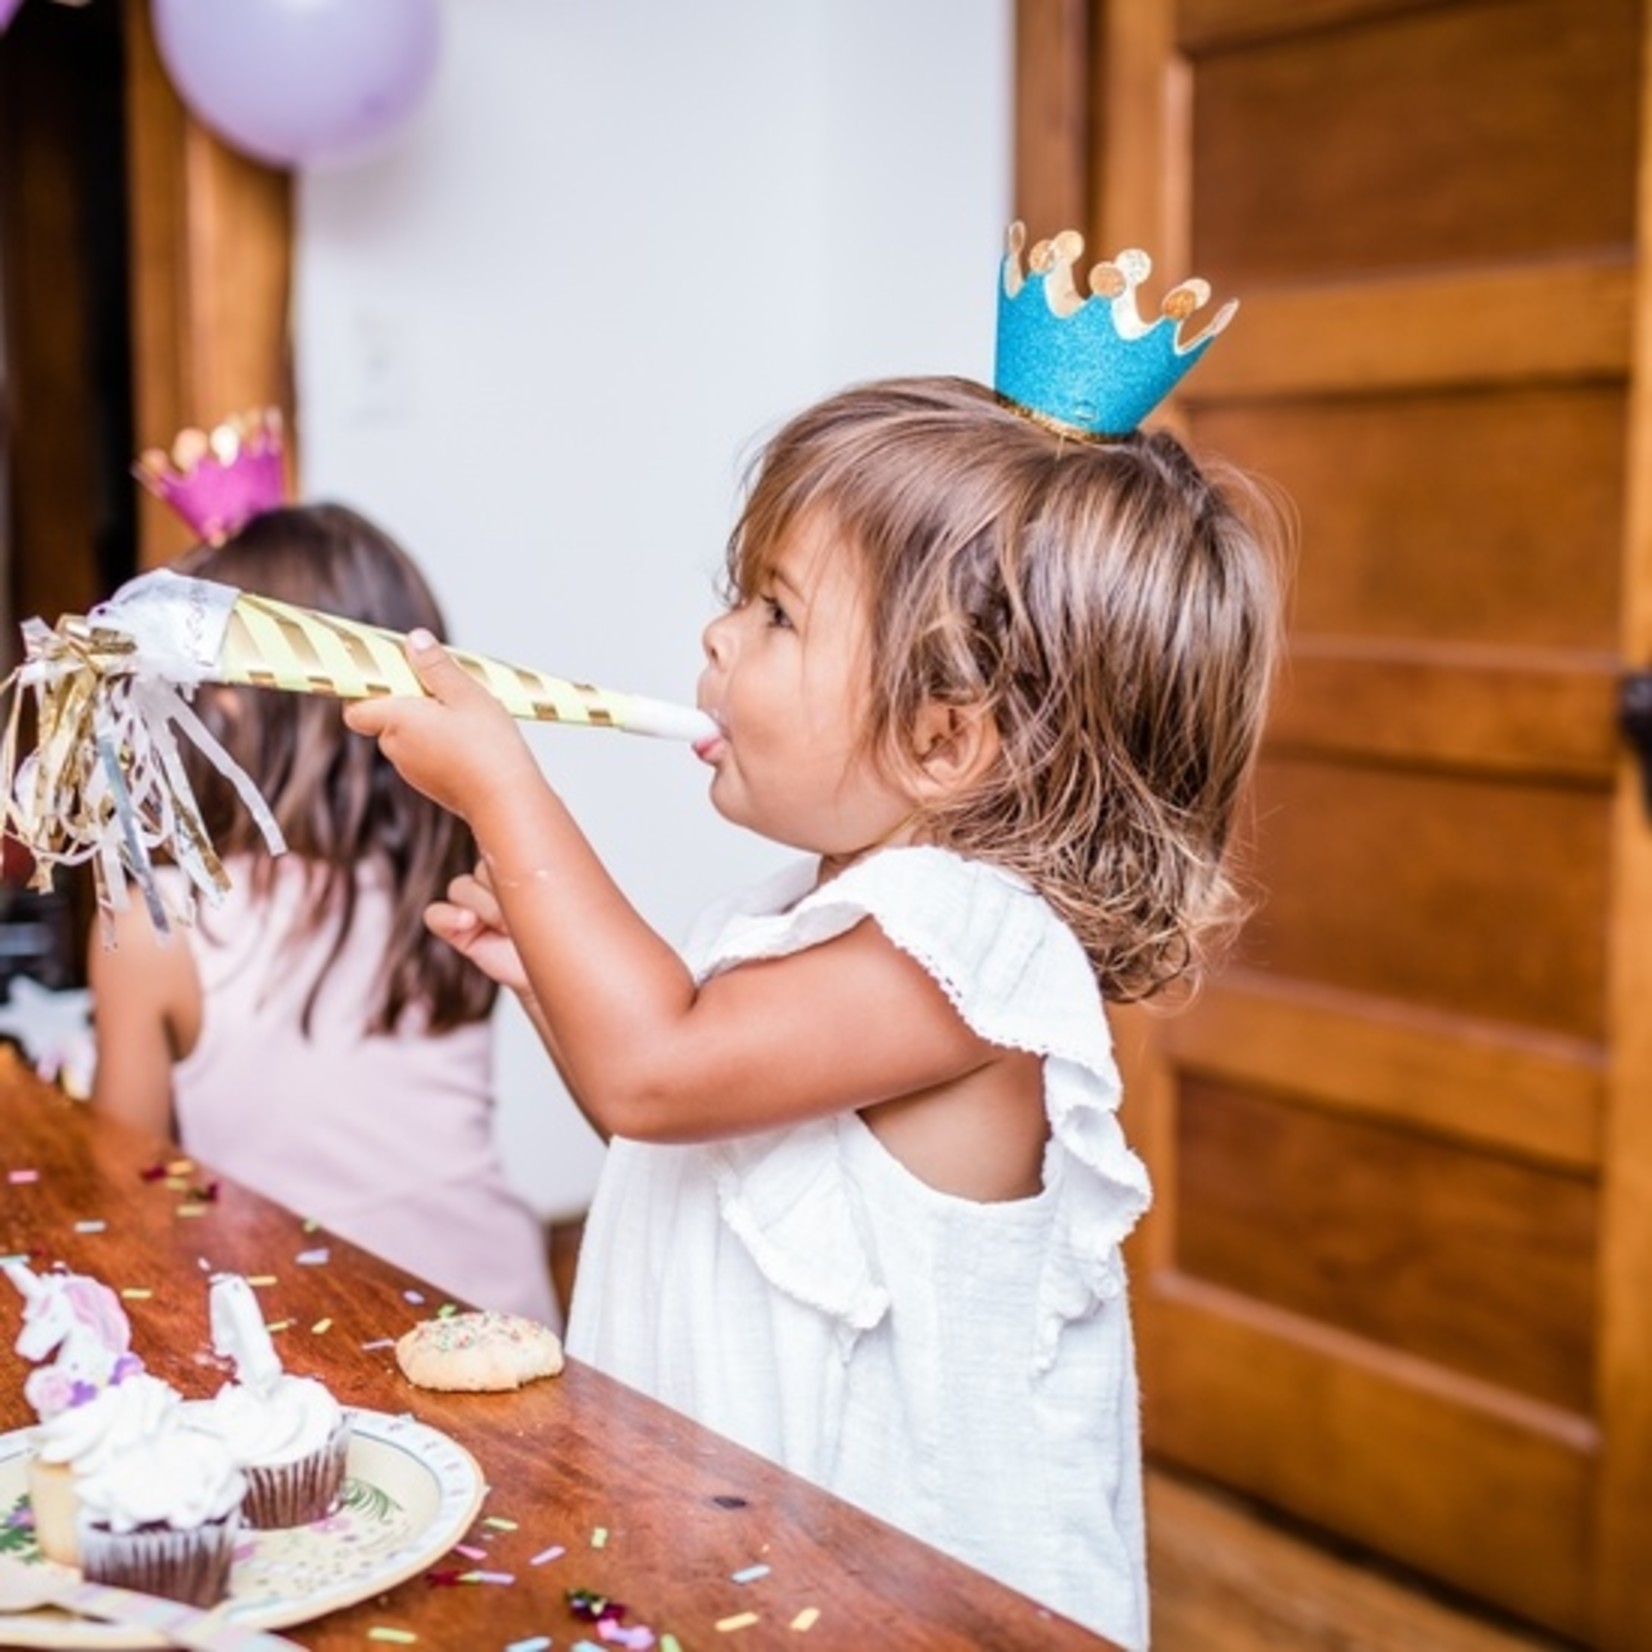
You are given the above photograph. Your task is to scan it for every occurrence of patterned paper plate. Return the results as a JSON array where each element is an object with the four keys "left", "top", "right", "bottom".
[{"left": 0, "top": 1407, "right": 486, "bottom": 1649}]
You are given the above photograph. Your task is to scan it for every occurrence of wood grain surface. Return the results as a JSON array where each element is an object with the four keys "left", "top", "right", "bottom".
[{"left": 0, "top": 1052, "right": 1113, "bottom": 1649}]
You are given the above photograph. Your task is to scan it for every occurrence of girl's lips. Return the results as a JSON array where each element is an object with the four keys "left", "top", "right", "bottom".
[{"left": 692, "top": 716, "right": 727, "bottom": 765}]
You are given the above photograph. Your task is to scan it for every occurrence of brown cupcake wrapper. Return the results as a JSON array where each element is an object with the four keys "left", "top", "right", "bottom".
[
  {"left": 78, "top": 1509, "right": 240, "bottom": 1609},
  {"left": 240, "top": 1418, "right": 349, "bottom": 1529}
]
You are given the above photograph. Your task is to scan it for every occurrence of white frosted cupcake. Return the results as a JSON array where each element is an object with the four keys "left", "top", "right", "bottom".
[
  {"left": 187, "top": 1274, "right": 348, "bottom": 1528},
  {"left": 189, "top": 1373, "right": 347, "bottom": 1528},
  {"left": 29, "top": 1372, "right": 182, "bottom": 1565},
  {"left": 3, "top": 1262, "right": 155, "bottom": 1567},
  {"left": 76, "top": 1427, "right": 246, "bottom": 1608}
]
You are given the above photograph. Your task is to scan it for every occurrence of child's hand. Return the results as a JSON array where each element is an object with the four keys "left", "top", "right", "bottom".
[
  {"left": 426, "top": 863, "right": 533, "bottom": 999},
  {"left": 343, "top": 631, "right": 540, "bottom": 823}
]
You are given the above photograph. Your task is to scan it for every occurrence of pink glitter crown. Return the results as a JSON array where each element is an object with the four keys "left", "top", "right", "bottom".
[{"left": 133, "top": 407, "right": 288, "bottom": 546}]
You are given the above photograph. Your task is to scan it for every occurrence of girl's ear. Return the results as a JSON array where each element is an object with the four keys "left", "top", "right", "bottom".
[{"left": 911, "top": 702, "right": 999, "bottom": 799}]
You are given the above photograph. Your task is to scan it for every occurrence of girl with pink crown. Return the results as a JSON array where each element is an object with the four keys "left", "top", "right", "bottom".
[
  {"left": 345, "top": 228, "right": 1286, "bottom": 1646},
  {"left": 89, "top": 419, "right": 557, "bottom": 1327}
]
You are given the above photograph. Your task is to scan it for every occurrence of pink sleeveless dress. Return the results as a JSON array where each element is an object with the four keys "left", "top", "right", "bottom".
[{"left": 168, "top": 856, "right": 558, "bottom": 1327}]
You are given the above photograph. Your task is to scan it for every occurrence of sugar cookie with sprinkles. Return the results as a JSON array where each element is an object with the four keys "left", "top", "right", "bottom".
[{"left": 395, "top": 1310, "right": 564, "bottom": 1392}]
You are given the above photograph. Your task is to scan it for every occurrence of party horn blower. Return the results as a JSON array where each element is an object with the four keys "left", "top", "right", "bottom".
[{"left": 0, "top": 569, "right": 715, "bottom": 931}]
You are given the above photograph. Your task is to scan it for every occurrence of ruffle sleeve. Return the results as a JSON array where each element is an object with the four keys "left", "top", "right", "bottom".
[{"left": 691, "top": 847, "right": 1152, "bottom": 1371}]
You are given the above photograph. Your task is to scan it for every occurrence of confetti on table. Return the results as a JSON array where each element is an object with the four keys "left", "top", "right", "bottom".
[
  {"left": 246, "top": 1274, "right": 278, "bottom": 1287},
  {"left": 7, "top": 1168, "right": 38, "bottom": 1183},
  {"left": 404, "top": 1289, "right": 425, "bottom": 1304},
  {"left": 730, "top": 1564, "right": 769, "bottom": 1585},
  {"left": 436, "top": 1302, "right": 458, "bottom": 1318},
  {"left": 573, "top": 1642, "right": 604, "bottom": 1652},
  {"left": 454, "top": 1543, "right": 488, "bottom": 1561},
  {"left": 789, "top": 1607, "right": 820, "bottom": 1631},
  {"left": 175, "top": 1204, "right": 210, "bottom": 1218},
  {"left": 265, "top": 1319, "right": 293, "bottom": 1334},
  {"left": 483, "top": 1516, "right": 518, "bottom": 1531},
  {"left": 295, "top": 1246, "right": 330, "bottom": 1266},
  {"left": 166, "top": 1156, "right": 195, "bottom": 1175},
  {"left": 119, "top": 1288, "right": 152, "bottom": 1300},
  {"left": 367, "top": 1631, "right": 417, "bottom": 1645},
  {"left": 661, "top": 1638, "right": 683, "bottom": 1652},
  {"left": 362, "top": 1337, "right": 397, "bottom": 1351},
  {"left": 715, "top": 1612, "right": 759, "bottom": 1633},
  {"left": 599, "top": 1620, "right": 656, "bottom": 1650},
  {"left": 506, "top": 1639, "right": 553, "bottom": 1652},
  {"left": 302, "top": 1217, "right": 319, "bottom": 1232},
  {"left": 460, "top": 1570, "right": 515, "bottom": 1585},
  {"left": 73, "top": 1219, "right": 106, "bottom": 1233},
  {"left": 310, "top": 1318, "right": 332, "bottom": 1335},
  {"left": 568, "top": 1588, "right": 626, "bottom": 1622},
  {"left": 529, "top": 1544, "right": 566, "bottom": 1566}
]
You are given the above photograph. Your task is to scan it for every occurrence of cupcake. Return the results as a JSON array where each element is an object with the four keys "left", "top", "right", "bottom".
[
  {"left": 186, "top": 1274, "right": 348, "bottom": 1528},
  {"left": 29, "top": 1372, "right": 182, "bottom": 1565},
  {"left": 3, "top": 1262, "right": 152, "bottom": 1565},
  {"left": 76, "top": 1426, "right": 246, "bottom": 1609}
]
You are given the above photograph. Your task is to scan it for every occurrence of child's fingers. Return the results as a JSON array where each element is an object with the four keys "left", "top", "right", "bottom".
[
  {"left": 404, "top": 629, "right": 489, "bottom": 710},
  {"left": 448, "top": 871, "right": 505, "bottom": 931},
  {"left": 425, "top": 901, "right": 479, "bottom": 943},
  {"left": 342, "top": 697, "right": 391, "bottom": 737}
]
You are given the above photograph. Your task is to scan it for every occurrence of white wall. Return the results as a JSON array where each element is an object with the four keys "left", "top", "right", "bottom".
[{"left": 294, "top": 0, "right": 1011, "bottom": 1219}]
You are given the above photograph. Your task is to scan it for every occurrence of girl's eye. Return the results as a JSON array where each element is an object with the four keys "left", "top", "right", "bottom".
[{"left": 761, "top": 594, "right": 793, "bottom": 631}]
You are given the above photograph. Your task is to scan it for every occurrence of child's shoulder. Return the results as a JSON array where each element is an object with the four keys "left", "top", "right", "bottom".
[{"left": 692, "top": 846, "right": 1111, "bottom": 1068}]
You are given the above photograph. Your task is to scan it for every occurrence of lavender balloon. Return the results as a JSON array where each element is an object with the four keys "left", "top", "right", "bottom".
[{"left": 151, "top": 0, "right": 441, "bottom": 169}]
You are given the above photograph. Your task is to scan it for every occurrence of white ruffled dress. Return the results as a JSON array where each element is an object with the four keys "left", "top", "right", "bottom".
[{"left": 566, "top": 846, "right": 1152, "bottom": 1648}]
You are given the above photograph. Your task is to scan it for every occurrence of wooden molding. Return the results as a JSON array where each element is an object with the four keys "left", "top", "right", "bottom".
[{"left": 123, "top": 0, "right": 294, "bottom": 567}]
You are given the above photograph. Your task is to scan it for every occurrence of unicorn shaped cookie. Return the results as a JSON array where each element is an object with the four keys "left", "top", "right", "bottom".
[{"left": 3, "top": 1261, "right": 143, "bottom": 1419}]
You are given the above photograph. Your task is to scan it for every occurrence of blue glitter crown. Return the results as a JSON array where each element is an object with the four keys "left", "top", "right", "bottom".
[{"left": 994, "top": 223, "right": 1237, "bottom": 439}]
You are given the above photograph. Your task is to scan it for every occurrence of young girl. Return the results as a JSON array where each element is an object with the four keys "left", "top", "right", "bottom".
[
  {"left": 346, "top": 375, "right": 1284, "bottom": 1646},
  {"left": 90, "top": 503, "right": 559, "bottom": 1327}
]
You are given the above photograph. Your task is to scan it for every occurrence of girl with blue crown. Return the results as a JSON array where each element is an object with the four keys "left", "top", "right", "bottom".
[{"left": 347, "top": 225, "right": 1286, "bottom": 1647}]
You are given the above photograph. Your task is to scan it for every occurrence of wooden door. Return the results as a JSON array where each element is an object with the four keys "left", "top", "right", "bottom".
[{"left": 1017, "top": 0, "right": 1652, "bottom": 1643}]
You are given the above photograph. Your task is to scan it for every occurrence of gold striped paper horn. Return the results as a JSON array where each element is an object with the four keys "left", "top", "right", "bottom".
[{"left": 0, "top": 570, "right": 715, "bottom": 931}]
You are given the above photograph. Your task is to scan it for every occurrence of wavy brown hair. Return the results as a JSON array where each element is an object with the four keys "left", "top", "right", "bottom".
[
  {"left": 176, "top": 504, "right": 497, "bottom": 1034},
  {"left": 725, "top": 377, "right": 1289, "bottom": 1002}
]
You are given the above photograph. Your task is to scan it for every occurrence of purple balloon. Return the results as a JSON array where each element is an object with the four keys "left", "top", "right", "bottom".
[
  {"left": 151, "top": 0, "right": 441, "bottom": 169},
  {"left": 0, "top": 0, "right": 25, "bottom": 32}
]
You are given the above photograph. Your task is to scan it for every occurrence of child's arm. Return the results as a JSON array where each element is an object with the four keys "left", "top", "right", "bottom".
[
  {"left": 346, "top": 635, "right": 1002, "bottom": 1145},
  {"left": 85, "top": 901, "right": 196, "bottom": 1141}
]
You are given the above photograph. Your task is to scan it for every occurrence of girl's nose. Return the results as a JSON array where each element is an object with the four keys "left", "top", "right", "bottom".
[{"left": 702, "top": 608, "right": 734, "bottom": 666}]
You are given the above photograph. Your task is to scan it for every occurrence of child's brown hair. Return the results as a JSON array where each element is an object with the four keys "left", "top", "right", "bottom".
[
  {"left": 726, "top": 376, "right": 1287, "bottom": 1001},
  {"left": 178, "top": 503, "right": 496, "bottom": 1034}
]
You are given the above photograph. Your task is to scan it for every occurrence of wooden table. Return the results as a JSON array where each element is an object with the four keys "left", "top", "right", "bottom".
[{"left": 0, "top": 1051, "right": 1117, "bottom": 1650}]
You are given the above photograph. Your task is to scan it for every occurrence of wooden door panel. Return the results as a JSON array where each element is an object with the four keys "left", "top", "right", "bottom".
[
  {"left": 1146, "top": 1274, "right": 1595, "bottom": 1635},
  {"left": 1166, "top": 970, "right": 1603, "bottom": 1169},
  {"left": 1177, "top": 1078, "right": 1597, "bottom": 1411},
  {"left": 1016, "top": 0, "right": 1652, "bottom": 1638},
  {"left": 1200, "top": 390, "right": 1627, "bottom": 652},
  {"left": 1190, "top": 0, "right": 1640, "bottom": 286},
  {"left": 1243, "top": 758, "right": 1611, "bottom": 1039}
]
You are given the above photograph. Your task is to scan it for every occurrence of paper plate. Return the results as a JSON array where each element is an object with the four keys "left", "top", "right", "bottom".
[{"left": 0, "top": 1407, "right": 486, "bottom": 1649}]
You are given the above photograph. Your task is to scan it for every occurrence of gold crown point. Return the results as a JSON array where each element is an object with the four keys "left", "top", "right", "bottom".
[
  {"left": 1160, "top": 278, "right": 1211, "bottom": 322},
  {"left": 1089, "top": 264, "right": 1127, "bottom": 300},
  {"left": 170, "top": 429, "right": 209, "bottom": 472}
]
